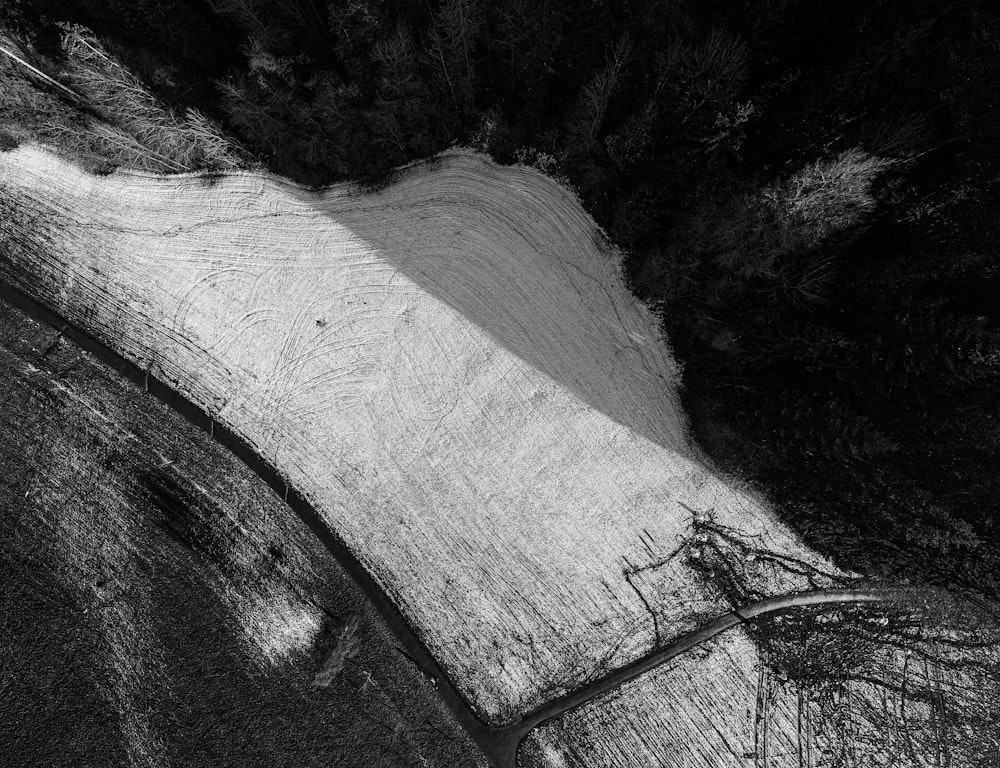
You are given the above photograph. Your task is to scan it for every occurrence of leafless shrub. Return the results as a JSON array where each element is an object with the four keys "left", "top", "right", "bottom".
[
  {"left": 762, "top": 149, "right": 896, "bottom": 249},
  {"left": 869, "top": 113, "right": 928, "bottom": 160},
  {"left": 312, "top": 617, "right": 361, "bottom": 688},
  {"left": 754, "top": 591, "right": 1000, "bottom": 768},
  {"left": 183, "top": 107, "right": 250, "bottom": 171},
  {"left": 673, "top": 148, "right": 895, "bottom": 308}
]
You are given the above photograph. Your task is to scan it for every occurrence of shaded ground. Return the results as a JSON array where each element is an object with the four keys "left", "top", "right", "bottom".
[{"left": 0, "top": 298, "right": 484, "bottom": 768}]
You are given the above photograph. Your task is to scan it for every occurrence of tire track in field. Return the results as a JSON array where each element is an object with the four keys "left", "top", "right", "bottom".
[{"left": 1, "top": 147, "right": 901, "bottom": 764}]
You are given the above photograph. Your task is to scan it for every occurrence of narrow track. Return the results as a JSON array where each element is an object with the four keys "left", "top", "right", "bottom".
[{"left": 0, "top": 282, "right": 902, "bottom": 768}]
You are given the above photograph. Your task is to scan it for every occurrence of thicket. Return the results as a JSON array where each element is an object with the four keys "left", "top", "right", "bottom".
[
  {"left": 56, "top": 25, "right": 250, "bottom": 172},
  {"left": 750, "top": 593, "right": 1000, "bottom": 767},
  {"left": 3, "top": 0, "right": 1000, "bottom": 596},
  {"left": 0, "top": 22, "right": 248, "bottom": 172}
]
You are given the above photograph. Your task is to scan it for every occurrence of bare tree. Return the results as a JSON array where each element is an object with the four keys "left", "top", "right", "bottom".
[
  {"left": 427, "top": 0, "right": 483, "bottom": 116},
  {"left": 564, "top": 34, "right": 632, "bottom": 156}
]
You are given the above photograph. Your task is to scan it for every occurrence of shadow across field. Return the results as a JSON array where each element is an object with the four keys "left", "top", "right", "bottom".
[{"left": 285, "top": 155, "right": 692, "bottom": 460}]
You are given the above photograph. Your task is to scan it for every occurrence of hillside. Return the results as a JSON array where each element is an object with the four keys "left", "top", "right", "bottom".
[
  {"left": 2, "top": 140, "right": 999, "bottom": 767},
  {"left": 2, "top": 2, "right": 1000, "bottom": 763},
  {"left": 0, "top": 298, "right": 482, "bottom": 768},
  {"left": 0, "top": 144, "right": 840, "bottom": 726}
]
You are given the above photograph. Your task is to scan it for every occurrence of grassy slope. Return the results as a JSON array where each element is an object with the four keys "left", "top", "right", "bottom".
[
  {"left": 0, "top": 299, "right": 484, "bottom": 768},
  {"left": 0, "top": 145, "right": 843, "bottom": 724}
]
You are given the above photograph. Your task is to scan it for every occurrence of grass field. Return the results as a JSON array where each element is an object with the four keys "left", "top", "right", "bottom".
[
  {"left": 0, "top": 143, "right": 841, "bottom": 725},
  {"left": 0, "top": 299, "right": 483, "bottom": 768}
]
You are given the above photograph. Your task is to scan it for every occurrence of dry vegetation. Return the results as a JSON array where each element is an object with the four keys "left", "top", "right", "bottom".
[
  {"left": 0, "top": 143, "right": 844, "bottom": 725},
  {"left": 0, "top": 299, "right": 484, "bottom": 768},
  {"left": 0, "top": 25, "right": 251, "bottom": 173},
  {"left": 56, "top": 25, "right": 250, "bottom": 172},
  {"left": 0, "top": 4, "right": 997, "bottom": 766},
  {"left": 638, "top": 149, "right": 896, "bottom": 306},
  {"left": 521, "top": 589, "right": 1000, "bottom": 768},
  {"left": 312, "top": 616, "right": 362, "bottom": 688}
]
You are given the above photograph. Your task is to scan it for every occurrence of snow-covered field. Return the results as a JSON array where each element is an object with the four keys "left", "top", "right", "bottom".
[
  {"left": 520, "top": 606, "right": 1000, "bottom": 768},
  {"left": 0, "top": 145, "right": 839, "bottom": 723},
  {"left": 523, "top": 630, "right": 806, "bottom": 768}
]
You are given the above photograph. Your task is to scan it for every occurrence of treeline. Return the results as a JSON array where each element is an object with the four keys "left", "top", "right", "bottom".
[
  {"left": 4, "top": 0, "right": 1000, "bottom": 594},
  {"left": 7, "top": 0, "right": 766, "bottom": 185}
]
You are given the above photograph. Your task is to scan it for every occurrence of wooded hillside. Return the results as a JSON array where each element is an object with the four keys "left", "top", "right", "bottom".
[{"left": 2, "top": 0, "right": 997, "bottom": 599}]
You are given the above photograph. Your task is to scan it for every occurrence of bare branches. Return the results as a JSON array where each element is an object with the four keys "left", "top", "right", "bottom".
[
  {"left": 750, "top": 589, "right": 1000, "bottom": 768},
  {"left": 54, "top": 25, "right": 249, "bottom": 173},
  {"left": 312, "top": 617, "right": 362, "bottom": 688},
  {"left": 427, "top": 0, "right": 483, "bottom": 115},
  {"left": 564, "top": 35, "right": 632, "bottom": 156},
  {"left": 0, "top": 40, "right": 80, "bottom": 100}
]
